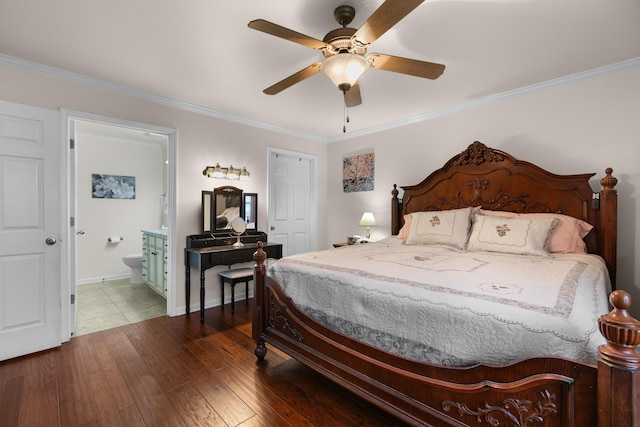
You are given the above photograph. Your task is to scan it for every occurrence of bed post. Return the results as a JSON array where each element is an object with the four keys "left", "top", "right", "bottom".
[
  {"left": 597, "top": 290, "right": 640, "bottom": 427},
  {"left": 391, "top": 184, "right": 400, "bottom": 235},
  {"left": 599, "top": 168, "right": 618, "bottom": 287},
  {"left": 253, "top": 242, "right": 267, "bottom": 360}
]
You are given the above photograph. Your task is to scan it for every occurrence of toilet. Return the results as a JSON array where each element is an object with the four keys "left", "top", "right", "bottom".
[{"left": 122, "top": 254, "right": 144, "bottom": 284}]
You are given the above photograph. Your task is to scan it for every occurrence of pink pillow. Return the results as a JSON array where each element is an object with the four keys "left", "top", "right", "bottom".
[
  {"left": 397, "top": 214, "right": 411, "bottom": 239},
  {"left": 476, "top": 209, "right": 593, "bottom": 254}
]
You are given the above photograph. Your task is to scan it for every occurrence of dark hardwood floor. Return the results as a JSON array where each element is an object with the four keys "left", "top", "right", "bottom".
[{"left": 0, "top": 300, "right": 408, "bottom": 426}]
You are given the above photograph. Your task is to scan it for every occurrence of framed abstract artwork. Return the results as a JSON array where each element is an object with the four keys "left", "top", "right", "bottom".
[
  {"left": 91, "top": 174, "right": 136, "bottom": 199},
  {"left": 343, "top": 151, "right": 374, "bottom": 192}
]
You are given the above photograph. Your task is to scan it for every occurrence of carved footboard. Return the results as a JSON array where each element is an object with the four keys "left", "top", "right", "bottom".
[{"left": 252, "top": 244, "right": 640, "bottom": 427}]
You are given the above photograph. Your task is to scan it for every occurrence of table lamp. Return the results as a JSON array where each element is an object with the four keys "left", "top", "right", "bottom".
[{"left": 358, "top": 212, "right": 376, "bottom": 239}]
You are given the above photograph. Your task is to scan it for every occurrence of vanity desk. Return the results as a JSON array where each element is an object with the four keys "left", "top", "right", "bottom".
[
  {"left": 189, "top": 185, "right": 279, "bottom": 322},
  {"left": 184, "top": 232, "right": 282, "bottom": 323}
]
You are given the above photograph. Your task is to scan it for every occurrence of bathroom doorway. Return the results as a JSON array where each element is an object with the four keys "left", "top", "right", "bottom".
[{"left": 66, "top": 113, "right": 176, "bottom": 336}]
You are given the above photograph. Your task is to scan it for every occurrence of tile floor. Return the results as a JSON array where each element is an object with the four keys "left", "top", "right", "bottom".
[{"left": 75, "top": 278, "right": 167, "bottom": 336}]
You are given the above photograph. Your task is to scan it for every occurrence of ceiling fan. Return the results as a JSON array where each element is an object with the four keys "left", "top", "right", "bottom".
[{"left": 248, "top": 0, "right": 445, "bottom": 108}]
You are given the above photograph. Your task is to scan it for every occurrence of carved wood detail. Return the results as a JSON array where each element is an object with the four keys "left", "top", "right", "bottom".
[
  {"left": 600, "top": 167, "right": 618, "bottom": 190},
  {"left": 424, "top": 176, "right": 553, "bottom": 212},
  {"left": 454, "top": 141, "right": 506, "bottom": 166},
  {"left": 267, "top": 293, "right": 304, "bottom": 342},
  {"left": 443, "top": 389, "right": 557, "bottom": 426},
  {"left": 598, "top": 290, "right": 640, "bottom": 368}
]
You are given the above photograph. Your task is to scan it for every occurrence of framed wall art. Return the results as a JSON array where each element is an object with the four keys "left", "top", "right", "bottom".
[
  {"left": 91, "top": 174, "right": 136, "bottom": 199},
  {"left": 343, "top": 151, "right": 374, "bottom": 192}
]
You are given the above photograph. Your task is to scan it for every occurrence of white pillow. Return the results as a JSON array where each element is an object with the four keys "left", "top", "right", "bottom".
[
  {"left": 467, "top": 215, "right": 558, "bottom": 256},
  {"left": 405, "top": 208, "right": 473, "bottom": 249}
]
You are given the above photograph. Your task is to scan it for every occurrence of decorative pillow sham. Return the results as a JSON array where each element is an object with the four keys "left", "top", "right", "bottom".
[
  {"left": 405, "top": 208, "right": 472, "bottom": 249},
  {"left": 476, "top": 209, "right": 592, "bottom": 254},
  {"left": 467, "top": 215, "right": 558, "bottom": 256}
]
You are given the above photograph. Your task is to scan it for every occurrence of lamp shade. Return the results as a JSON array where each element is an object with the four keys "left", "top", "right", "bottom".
[
  {"left": 226, "top": 165, "right": 239, "bottom": 180},
  {"left": 203, "top": 163, "right": 223, "bottom": 178},
  {"left": 211, "top": 163, "right": 225, "bottom": 179},
  {"left": 239, "top": 166, "right": 250, "bottom": 181},
  {"left": 358, "top": 212, "right": 376, "bottom": 227},
  {"left": 321, "top": 53, "right": 369, "bottom": 91}
]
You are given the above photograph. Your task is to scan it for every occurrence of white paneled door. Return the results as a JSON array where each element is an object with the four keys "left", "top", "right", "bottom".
[
  {"left": 0, "top": 100, "right": 62, "bottom": 361},
  {"left": 267, "top": 149, "right": 316, "bottom": 257}
]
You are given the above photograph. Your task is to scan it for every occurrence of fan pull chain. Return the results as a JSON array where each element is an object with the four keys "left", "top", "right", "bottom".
[{"left": 343, "top": 106, "right": 350, "bottom": 133}]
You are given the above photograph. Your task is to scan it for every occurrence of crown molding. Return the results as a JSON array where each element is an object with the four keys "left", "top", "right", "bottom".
[
  {"left": 326, "top": 56, "right": 640, "bottom": 143},
  {"left": 2, "top": 53, "right": 639, "bottom": 144},
  {"left": 0, "top": 54, "right": 325, "bottom": 143}
]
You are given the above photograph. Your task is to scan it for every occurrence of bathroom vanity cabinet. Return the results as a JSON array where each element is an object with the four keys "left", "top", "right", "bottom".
[{"left": 142, "top": 229, "right": 167, "bottom": 298}]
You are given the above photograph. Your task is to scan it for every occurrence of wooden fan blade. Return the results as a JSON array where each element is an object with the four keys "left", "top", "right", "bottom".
[
  {"left": 248, "top": 19, "right": 329, "bottom": 50},
  {"left": 344, "top": 82, "right": 362, "bottom": 107},
  {"left": 352, "top": 0, "right": 425, "bottom": 46},
  {"left": 368, "top": 53, "right": 445, "bottom": 79},
  {"left": 263, "top": 62, "right": 322, "bottom": 95}
]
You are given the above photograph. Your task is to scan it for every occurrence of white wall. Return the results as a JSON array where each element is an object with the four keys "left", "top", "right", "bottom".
[
  {"left": 76, "top": 131, "right": 165, "bottom": 283},
  {"left": 327, "top": 66, "right": 640, "bottom": 317},
  {"left": 0, "top": 64, "right": 329, "bottom": 315}
]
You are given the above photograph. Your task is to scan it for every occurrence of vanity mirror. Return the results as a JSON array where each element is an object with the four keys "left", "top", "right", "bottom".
[
  {"left": 202, "top": 187, "right": 258, "bottom": 233},
  {"left": 202, "top": 190, "right": 213, "bottom": 232},
  {"left": 243, "top": 193, "right": 257, "bottom": 231},
  {"left": 230, "top": 217, "right": 247, "bottom": 247},
  {"left": 213, "top": 186, "right": 243, "bottom": 231}
]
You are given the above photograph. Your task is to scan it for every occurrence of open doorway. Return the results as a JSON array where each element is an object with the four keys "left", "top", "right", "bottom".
[{"left": 65, "top": 113, "right": 177, "bottom": 337}]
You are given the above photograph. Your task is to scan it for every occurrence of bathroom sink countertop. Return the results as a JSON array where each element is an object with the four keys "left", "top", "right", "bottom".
[{"left": 142, "top": 228, "right": 168, "bottom": 236}]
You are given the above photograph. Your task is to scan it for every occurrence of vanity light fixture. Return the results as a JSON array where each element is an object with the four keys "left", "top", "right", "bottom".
[
  {"left": 202, "top": 163, "right": 249, "bottom": 181},
  {"left": 203, "top": 163, "right": 250, "bottom": 181}
]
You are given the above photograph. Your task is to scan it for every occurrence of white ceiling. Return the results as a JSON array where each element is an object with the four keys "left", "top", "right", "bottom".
[{"left": 1, "top": 0, "right": 639, "bottom": 140}]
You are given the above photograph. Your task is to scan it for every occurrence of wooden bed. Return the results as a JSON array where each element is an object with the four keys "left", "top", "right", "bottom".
[{"left": 252, "top": 142, "right": 639, "bottom": 426}]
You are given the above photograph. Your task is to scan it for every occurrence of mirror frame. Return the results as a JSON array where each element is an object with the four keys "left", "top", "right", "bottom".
[
  {"left": 243, "top": 193, "right": 258, "bottom": 231},
  {"left": 202, "top": 190, "right": 214, "bottom": 232}
]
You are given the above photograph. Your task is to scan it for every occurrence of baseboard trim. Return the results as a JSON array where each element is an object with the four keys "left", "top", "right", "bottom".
[{"left": 77, "top": 273, "right": 130, "bottom": 286}]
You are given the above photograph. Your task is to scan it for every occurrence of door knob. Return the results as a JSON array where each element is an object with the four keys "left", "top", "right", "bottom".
[
  {"left": 45, "top": 237, "right": 57, "bottom": 245},
  {"left": 77, "top": 230, "right": 85, "bottom": 235},
  {"left": 270, "top": 226, "right": 275, "bottom": 230}
]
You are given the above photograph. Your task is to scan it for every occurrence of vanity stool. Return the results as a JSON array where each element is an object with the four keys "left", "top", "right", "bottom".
[{"left": 219, "top": 267, "right": 253, "bottom": 314}]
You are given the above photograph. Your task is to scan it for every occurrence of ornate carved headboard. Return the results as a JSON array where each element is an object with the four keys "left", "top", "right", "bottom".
[{"left": 391, "top": 141, "right": 618, "bottom": 286}]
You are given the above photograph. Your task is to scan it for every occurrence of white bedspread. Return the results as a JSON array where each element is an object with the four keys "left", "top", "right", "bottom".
[{"left": 268, "top": 237, "right": 611, "bottom": 367}]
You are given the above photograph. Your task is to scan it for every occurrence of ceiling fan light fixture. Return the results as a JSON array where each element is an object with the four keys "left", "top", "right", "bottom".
[{"left": 321, "top": 53, "right": 369, "bottom": 91}]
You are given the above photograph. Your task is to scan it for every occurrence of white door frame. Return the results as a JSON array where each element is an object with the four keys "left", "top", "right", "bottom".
[
  {"left": 61, "top": 110, "right": 178, "bottom": 338},
  {"left": 266, "top": 147, "right": 318, "bottom": 253}
]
